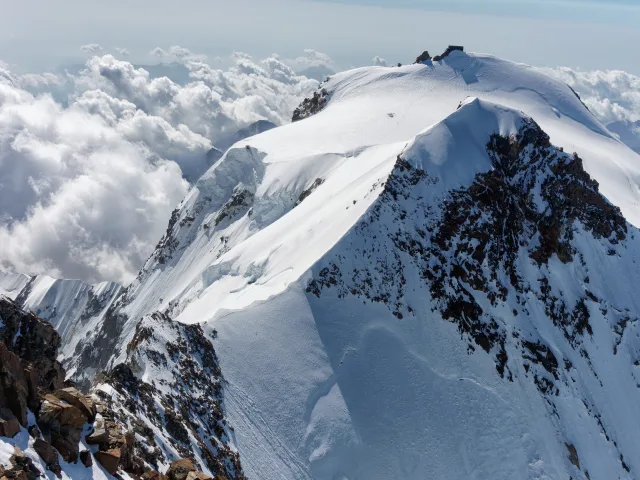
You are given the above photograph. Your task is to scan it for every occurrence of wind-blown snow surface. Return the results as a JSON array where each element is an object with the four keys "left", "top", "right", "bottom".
[{"left": 10, "top": 51, "right": 640, "bottom": 479}]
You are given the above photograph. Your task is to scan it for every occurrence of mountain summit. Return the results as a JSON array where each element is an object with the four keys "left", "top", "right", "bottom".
[{"left": 3, "top": 50, "right": 640, "bottom": 480}]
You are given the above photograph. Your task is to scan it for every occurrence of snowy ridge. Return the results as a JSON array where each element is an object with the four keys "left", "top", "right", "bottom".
[
  {"left": 103, "top": 89, "right": 639, "bottom": 477},
  {"left": 0, "top": 268, "right": 121, "bottom": 380},
  {"left": 5, "top": 50, "right": 640, "bottom": 479},
  {"left": 98, "top": 51, "right": 640, "bottom": 333},
  {"left": 0, "top": 269, "right": 30, "bottom": 299},
  {"left": 92, "top": 311, "right": 244, "bottom": 478}
]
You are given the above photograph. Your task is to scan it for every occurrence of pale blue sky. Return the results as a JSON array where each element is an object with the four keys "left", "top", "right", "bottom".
[
  {"left": 1, "top": 0, "right": 639, "bottom": 74},
  {"left": 322, "top": 0, "right": 640, "bottom": 23}
]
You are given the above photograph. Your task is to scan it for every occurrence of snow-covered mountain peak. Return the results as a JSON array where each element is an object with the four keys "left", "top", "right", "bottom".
[
  {"left": 5, "top": 50, "right": 640, "bottom": 479},
  {"left": 262, "top": 50, "right": 640, "bottom": 224},
  {"left": 133, "top": 94, "right": 619, "bottom": 329},
  {"left": 402, "top": 97, "right": 528, "bottom": 183}
]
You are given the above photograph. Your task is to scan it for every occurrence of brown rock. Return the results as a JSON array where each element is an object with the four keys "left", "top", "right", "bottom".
[
  {"left": 117, "top": 429, "right": 144, "bottom": 474},
  {"left": 39, "top": 394, "right": 88, "bottom": 428},
  {"left": 49, "top": 464, "right": 62, "bottom": 478},
  {"left": 37, "top": 394, "right": 87, "bottom": 462},
  {"left": 0, "top": 342, "right": 29, "bottom": 426},
  {"left": 4, "top": 470, "right": 29, "bottom": 480},
  {"left": 20, "top": 364, "right": 39, "bottom": 413},
  {"left": 9, "top": 446, "right": 24, "bottom": 465},
  {"left": 95, "top": 448, "right": 121, "bottom": 475},
  {"left": 86, "top": 418, "right": 108, "bottom": 444},
  {"left": 414, "top": 50, "right": 431, "bottom": 63},
  {"left": 0, "top": 299, "right": 65, "bottom": 395},
  {"left": 9, "top": 447, "right": 42, "bottom": 480},
  {"left": 33, "top": 438, "right": 58, "bottom": 465},
  {"left": 79, "top": 450, "right": 93, "bottom": 467},
  {"left": 0, "top": 408, "right": 21, "bottom": 438},
  {"left": 50, "top": 433, "right": 81, "bottom": 463},
  {"left": 142, "top": 471, "right": 168, "bottom": 480},
  {"left": 186, "top": 471, "right": 212, "bottom": 480},
  {"left": 166, "top": 458, "right": 196, "bottom": 480},
  {"left": 33, "top": 439, "right": 61, "bottom": 477},
  {"left": 54, "top": 388, "right": 95, "bottom": 421},
  {"left": 27, "top": 425, "right": 40, "bottom": 439},
  {"left": 106, "top": 424, "right": 126, "bottom": 448}
]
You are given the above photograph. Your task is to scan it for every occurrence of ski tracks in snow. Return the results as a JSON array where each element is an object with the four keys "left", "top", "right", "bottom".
[{"left": 224, "top": 380, "right": 312, "bottom": 480}]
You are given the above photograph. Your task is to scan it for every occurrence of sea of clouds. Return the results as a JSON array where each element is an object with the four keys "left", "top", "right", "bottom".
[
  {"left": 540, "top": 66, "right": 640, "bottom": 125},
  {"left": 0, "top": 47, "right": 321, "bottom": 284},
  {"left": 0, "top": 47, "right": 638, "bottom": 285},
  {"left": 541, "top": 66, "right": 640, "bottom": 153}
]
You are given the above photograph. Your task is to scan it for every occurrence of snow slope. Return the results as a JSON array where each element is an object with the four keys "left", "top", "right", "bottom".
[
  {"left": 7, "top": 51, "right": 640, "bottom": 479},
  {"left": 0, "top": 268, "right": 121, "bottom": 380},
  {"left": 0, "top": 269, "right": 30, "bottom": 298}
]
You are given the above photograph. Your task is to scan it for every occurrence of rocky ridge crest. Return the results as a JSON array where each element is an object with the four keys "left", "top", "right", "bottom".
[{"left": 0, "top": 298, "right": 243, "bottom": 480}]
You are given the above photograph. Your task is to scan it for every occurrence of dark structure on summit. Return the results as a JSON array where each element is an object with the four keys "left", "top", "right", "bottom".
[
  {"left": 415, "top": 45, "right": 465, "bottom": 64},
  {"left": 446, "top": 45, "right": 465, "bottom": 54}
]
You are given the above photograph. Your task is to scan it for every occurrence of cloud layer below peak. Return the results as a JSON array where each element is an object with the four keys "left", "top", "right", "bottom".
[{"left": 0, "top": 48, "right": 320, "bottom": 284}]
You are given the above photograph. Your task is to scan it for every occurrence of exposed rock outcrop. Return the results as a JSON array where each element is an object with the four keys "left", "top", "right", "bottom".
[
  {"left": 295, "top": 178, "right": 325, "bottom": 206},
  {"left": 38, "top": 393, "right": 87, "bottom": 462},
  {"left": 33, "top": 439, "right": 61, "bottom": 477},
  {"left": 0, "top": 298, "right": 94, "bottom": 469},
  {"left": 93, "top": 311, "right": 245, "bottom": 479},
  {"left": 0, "top": 299, "right": 65, "bottom": 427},
  {"left": 414, "top": 50, "right": 431, "bottom": 63},
  {"left": 0, "top": 298, "right": 230, "bottom": 479},
  {"left": 433, "top": 45, "right": 464, "bottom": 61},
  {"left": 94, "top": 450, "right": 121, "bottom": 475},
  {"left": 79, "top": 450, "right": 92, "bottom": 467},
  {"left": 1, "top": 282, "right": 245, "bottom": 479},
  {"left": 166, "top": 458, "right": 197, "bottom": 480},
  {"left": 414, "top": 46, "right": 464, "bottom": 64},
  {"left": 292, "top": 88, "right": 329, "bottom": 122},
  {"left": 2, "top": 447, "right": 42, "bottom": 480},
  {"left": 0, "top": 408, "right": 20, "bottom": 438},
  {"left": 54, "top": 387, "right": 96, "bottom": 421}
]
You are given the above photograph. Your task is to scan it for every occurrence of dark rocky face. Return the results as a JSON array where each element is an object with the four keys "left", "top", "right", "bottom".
[
  {"left": 0, "top": 298, "right": 244, "bottom": 480},
  {"left": 292, "top": 88, "right": 330, "bottom": 122},
  {"left": 305, "top": 116, "right": 635, "bottom": 474},
  {"left": 414, "top": 51, "right": 432, "bottom": 64},
  {"left": 95, "top": 311, "right": 245, "bottom": 479},
  {"left": 307, "top": 117, "right": 627, "bottom": 384},
  {"left": 0, "top": 299, "right": 65, "bottom": 424}
]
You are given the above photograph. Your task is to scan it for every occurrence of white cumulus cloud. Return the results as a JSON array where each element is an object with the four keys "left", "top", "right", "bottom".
[
  {"left": 0, "top": 47, "right": 320, "bottom": 284},
  {"left": 287, "top": 49, "right": 335, "bottom": 71},
  {"left": 114, "top": 47, "right": 130, "bottom": 57},
  {"left": 372, "top": 56, "right": 388, "bottom": 67},
  {"left": 541, "top": 66, "right": 640, "bottom": 124},
  {"left": 541, "top": 66, "right": 640, "bottom": 153},
  {"left": 0, "top": 81, "right": 190, "bottom": 284}
]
